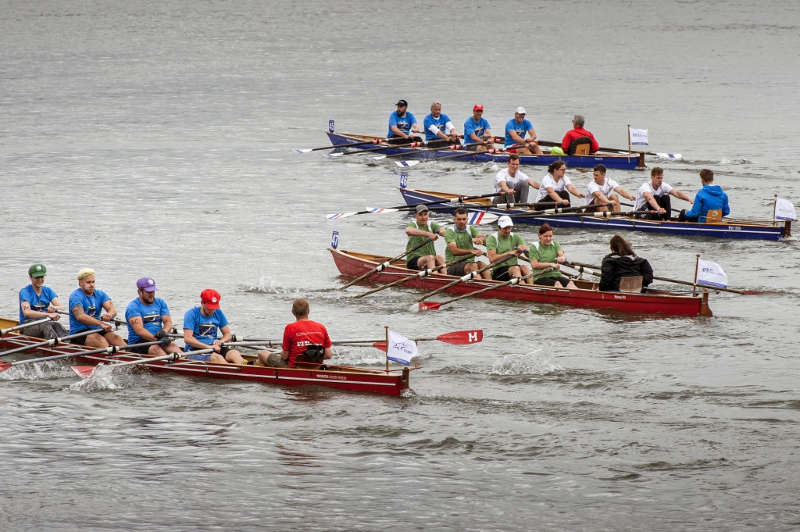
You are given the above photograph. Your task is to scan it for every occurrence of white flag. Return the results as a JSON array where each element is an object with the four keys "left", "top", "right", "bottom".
[
  {"left": 696, "top": 259, "right": 728, "bottom": 289},
  {"left": 386, "top": 329, "right": 418, "bottom": 366},
  {"left": 629, "top": 128, "right": 649, "bottom": 145},
  {"left": 775, "top": 198, "right": 797, "bottom": 221}
]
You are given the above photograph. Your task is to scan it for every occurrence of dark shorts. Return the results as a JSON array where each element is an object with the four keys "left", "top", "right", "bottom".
[
  {"left": 406, "top": 256, "right": 422, "bottom": 270},
  {"left": 636, "top": 194, "right": 672, "bottom": 220},
  {"left": 70, "top": 330, "right": 113, "bottom": 345},
  {"left": 534, "top": 275, "right": 571, "bottom": 287},
  {"left": 425, "top": 138, "right": 454, "bottom": 148},
  {"left": 387, "top": 136, "right": 422, "bottom": 145},
  {"left": 492, "top": 266, "right": 512, "bottom": 281},
  {"left": 447, "top": 261, "right": 471, "bottom": 276},
  {"left": 534, "top": 190, "right": 570, "bottom": 210}
]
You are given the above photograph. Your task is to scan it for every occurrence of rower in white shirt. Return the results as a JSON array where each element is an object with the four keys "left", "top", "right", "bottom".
[
  {"left": 533, "top": 160, "right": 584, "bottom": 209},
  {"left": 585, "top": 164, "right": 635, "bottom": 212},
  {"left": 633, "top": 167, "right": 692, "bottom": 220}
]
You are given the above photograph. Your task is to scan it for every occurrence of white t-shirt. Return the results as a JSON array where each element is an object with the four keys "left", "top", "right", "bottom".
[
  {"left": 634, "top": 181, "right": 673, "bottom": 210},
  {"left": 494, "top": 168, "right": 532, "bottom": 193},
  {"left": 534, "top": 173, "right": 572, "bottom": 203},
  {"left": 585, "top": 178, "right": 620, "bottom": 205}
]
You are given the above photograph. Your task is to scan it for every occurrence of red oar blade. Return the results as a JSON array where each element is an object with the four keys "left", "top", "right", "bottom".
[
  {"left": 0, "top": 361, "right": 11, "bottom": 373},
  {"left": 71, "top": 366, "right": 95, "bottom": 379},
  {"left": 372, "top": 341, "right": 387, "bottom": 351},
  {"left": 417, "top": 301, "right": 442, "bottom": 311},
  {"left": 436, "top": 330, "right": 483, "bottom": 345}
]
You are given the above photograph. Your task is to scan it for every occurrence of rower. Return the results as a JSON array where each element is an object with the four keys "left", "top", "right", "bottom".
[
  {"left": 124, "top": 277, "right": 182, "bottom": 358},
  {"left": 634, "top": 167, "right": 693, "bottom": 220},
  {"left": 18, "top": 263, "right": 67, "bottom": 340},
  {"left": 423, "top": 101, "right": 458, "bottom": 148},
  {"left": 68, "top": 268, "right": 126, "bottom": 348},
  {"left": 528, "top": 224, "right": 576, "bottom": 288},
  {"left": 599, "top": 235, "right": 653, "bottom": 292},
  {"left": 387, "top": 99, "right": 421, "bottom": 144},
  {"left": 405, "top": 204, "right": 446, "bottom": 273},
  {"left": 463, "top": 104, "right": 493, "bottom": 152},
  {"left": 258, "top": 298, "right": 333, "bottom": 368},
  {"left": 533, "top": 160, "right": 584, "bottom": 209},
  {"left": 493, "top": 153, "right": 540, "bottom": 205},
  {"left": 585, "top": 164, "right": 634, "bottom": 212},
  {"left": 678, "top": 169, "right": 730, "bottom": 223},
  {"left": 561, "top": 114, "right": 599, "bottom": 155},
  {"left": 445, "top": 207, "right": 491, "bottom": 279},
  {"left": 504, "top": 106, "right": 543, "bottom": 155},
  {"left": 183, "top": 288, "right": 244, "bottom": 364},
  {"left": 486, "top": 215, "right": 532, "bottom": 284}
]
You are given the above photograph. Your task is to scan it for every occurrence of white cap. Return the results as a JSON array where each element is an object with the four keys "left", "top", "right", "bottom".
[
  {"left": 498, "top": 215, "right": 513, "bottom": 228},
  {"left": 515, "top": 106, "right": 526, "bottom": 114}
]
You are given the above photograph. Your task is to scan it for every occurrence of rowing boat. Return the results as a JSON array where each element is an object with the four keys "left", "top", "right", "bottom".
[
  {"left": 326, "top": 131, "right": 646, "bottom": 170},
  {"left": 330, "top": 248, "right": 712, "bottom": 317},
  {"left": 399, "top": 187, "right": 791, "bottom": 241},
  {"left": 0, "top": 318, "right": 410, "bottom": 396}
]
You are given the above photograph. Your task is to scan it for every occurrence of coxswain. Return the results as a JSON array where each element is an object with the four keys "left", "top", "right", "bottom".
[
  {"left": 599, "top": 235, "right": 654, "bottom": 292},
  {"left": 258, "top": 298, "right": 333, "bottom": 368},
  {"left": 561, "top": 114, "right": 600, "bottom": 154},
  {"left": 678, "top": 169, "right": 730, "bottom": 222}
]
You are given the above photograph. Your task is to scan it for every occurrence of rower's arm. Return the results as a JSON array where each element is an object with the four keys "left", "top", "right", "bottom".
[
  {"left": 671, "top": 189, "right": 692, "bottom": 203},
  {"left": 406, "top": 226, "right": 439, "bottom": 240},
  {"left": 644, "top": 191, "right": 660, "bottom": 210},
  {"left": 72, "top": 304, "right": 111, "bottom": 331},
  {"left": 219, "top": 325, "right": 234, "bottom": 344},
  {"left": 616, "top": 187, "right": 636, "bottom": 201},
  {"left": 566, "top": 184, "right": 584, "bottom": 198},
  {"left": 129, "top": 315, "right": 157, "bottom": 342},
  {"left": 100, "top": 300, "right": 117, "bottom": 322},
  {"left": 183, "top": 328, "right": 211, "bottom": 351}
]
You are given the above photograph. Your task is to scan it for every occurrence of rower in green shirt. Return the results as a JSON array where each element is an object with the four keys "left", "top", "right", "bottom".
[
  {"left": 485, "top": 215, "right": 532, "bottom": 284},
  {"left": 528, "top": 223, "right": 577, "bottom": 288},
  {"left": 406, "top": 204, "right": 446, "bottom": 273},
  {"left": 444, "top": 207, "right": 491, "bottom": 278}
]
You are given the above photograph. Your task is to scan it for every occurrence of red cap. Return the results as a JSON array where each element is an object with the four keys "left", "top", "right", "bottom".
[
  {"left": 473, "top": 104, "right": 484, "bottom": 112},
  {"left": 201, "top": 288, "right": 221, "bottom": 310}
]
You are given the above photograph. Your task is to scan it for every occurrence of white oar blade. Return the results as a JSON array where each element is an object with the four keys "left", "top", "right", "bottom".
[
  {"left": 363, "top": 207, "right": 401, "bottom": 215},
  {"left": 467, "top": 211, "right": 498, "bottom": 225},
  {"left": 371, "top": 155, "right": 388, "bottom": 161},
  {"left": 326, "top": 212, "right": 358, "bottom": 221},
  {"left": 328, "top": 152, "right": 345, "bottom": 158},
  {"left": 656, "top": 152, "right": 682, "bottom": 160},
  {"left": 295, "top": 148, "right": 313, "bottom": 153},
  {"left": 395, "top": 160, "right": 421, "bottom": 168}
]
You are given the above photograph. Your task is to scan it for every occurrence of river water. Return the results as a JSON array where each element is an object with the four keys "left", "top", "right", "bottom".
[{"left": 2, "top": 1, "right": 800, "bottom": 530}]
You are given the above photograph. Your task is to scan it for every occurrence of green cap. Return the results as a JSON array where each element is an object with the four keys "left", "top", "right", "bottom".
[{"left": 28, "top": 264, "right": 47, "bottom": 278}]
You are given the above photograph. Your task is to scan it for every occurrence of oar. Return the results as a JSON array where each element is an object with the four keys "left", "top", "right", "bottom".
[
  {"left": 340, "top": 238, "right": 434, "bottom": 289},
  {"left": 295, "top": 139, "right": 381, "bottom": 153},
  {"left": 395, "top": 145, "right": 504, "bottom": 168},
  {"left": 419, "top": 270, "right": 538, "bottom": 311},
  {"left": 0, "top": 339, "right": 166, "bottom": 374},
  {"left": 328, "top": 138, "right": 419, "bottom": 157},
  {"left": 416, "top": 253, "right": 517, "bottom": 303},
  {"left": 536, "top": 139, "right": 682, "bottom": 159},
  {"left": 57, "top": 310, "right": 127, "bottom": 328},
  {"left": 371, "top": 142, "right": 459, "bottom": 161},
  {"left": 354, "top": 255, "right": 474, "bottom": 298},
  {"left": 231, "top": 329, "right": 483, "bottom": 348},
  {"left": 326, "top": 192, "right": 503, "bottom": 220},
  {"left": 567, "top": 261, "right": 755, "bottom": 295},
  {"left": 618, "top": 201, "right": 681, "bottom": 215},
  {"left": 72, "top": 344, "right": 195, "bottom": 378},
  {"left": 0, "top": 318, "right": 53, "bottom": 336},
  {"left": 0, "top": 328, "right": 104, "bottom": 359}
]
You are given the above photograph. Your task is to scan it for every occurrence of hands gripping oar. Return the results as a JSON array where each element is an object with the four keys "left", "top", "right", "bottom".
[
  {"left": 340, "top": 238, "right": 435, "bottom": 289},
  {"left": 354, "top": 255, "right": 474, "bottom": 298},
  {"left": 71, "top": 343, "right": 198, "bottom": 378},
  {"left": 419, "top": 270, "right": 539, "bottom": 311},
  {"left": 415, "top": 253, "right": 515, "bottom": 305}
]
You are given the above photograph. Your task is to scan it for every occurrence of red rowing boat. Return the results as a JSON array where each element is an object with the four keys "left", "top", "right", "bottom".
[
  {"left": 0, "top": 320, "right": 410, "bottom": 396},
  {"left": 330, "top": 248, "right": 712, "bottom": 317}
]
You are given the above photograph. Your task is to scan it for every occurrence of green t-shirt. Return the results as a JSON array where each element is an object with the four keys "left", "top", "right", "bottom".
[
  {"left": 406, "top": 221, "right": 442, "bottom": 260},
  {"left": 444, "top": 225, "right": 480, "bottom": 263},
  {"left": 529, "top": 240, "right": 563, "bottom": 280},
  {"left": 486, "top": 232, "right": 526, "bottom": 269}
]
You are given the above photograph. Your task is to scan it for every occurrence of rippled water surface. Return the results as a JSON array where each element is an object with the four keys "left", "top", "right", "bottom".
[{"left": 2, "top": 1, "right": 800, "bottom": 530}]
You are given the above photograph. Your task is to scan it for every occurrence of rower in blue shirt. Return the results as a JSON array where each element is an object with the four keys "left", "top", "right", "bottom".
[
  {"left": 387, "top": 99, "right": 421, "bottom": 144},
  {"left": 463, "top": 104, "right": 493, "bottom": 152},
  {"left": 125, "top": 277, "right": 182, "bottom": 358},
  {"left": 68, "top": 268, "right": 126, "bottom": 348},
  {"left": 423, "top": 101, "right": 458, "bottom": 148},
  {"left": 504, "top": 106, "right": 543, "bottom": 155},
  {"left": 18, "top": 263, "right": 67, "bottom": 340}
]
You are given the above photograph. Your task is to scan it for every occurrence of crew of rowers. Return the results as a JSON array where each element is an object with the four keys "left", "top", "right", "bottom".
[
  {"left": 16, "top": 265, "right": 332, "bottom": 368},
  {"left": 387, "top": 99, "right": 599, "bottom": 155}
]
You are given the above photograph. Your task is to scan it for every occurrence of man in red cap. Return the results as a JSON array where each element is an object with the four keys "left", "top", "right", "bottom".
[
  {"left": 463, "top": 104, "right": 493, "bottom": 152},
  {"left": 182, "top": 288, "right": 244, "bottom": 364}
]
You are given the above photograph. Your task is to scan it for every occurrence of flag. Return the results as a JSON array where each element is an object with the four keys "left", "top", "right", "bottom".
[
  {"left": 386, "top": 329, "right": 418, "bottom": 366},
  {"left": 696, "top": 258, "right": 728, "bottom": 289},
  {"left": 775, "top": 198, "right": 797, "bottom": 221},
  {"left": 629, "top": 128, "right": 649, "bottom": 145}
]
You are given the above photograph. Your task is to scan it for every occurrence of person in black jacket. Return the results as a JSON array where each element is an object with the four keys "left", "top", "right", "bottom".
[{"left": 599, "top": 235, "right": 654, "bottom": 292}]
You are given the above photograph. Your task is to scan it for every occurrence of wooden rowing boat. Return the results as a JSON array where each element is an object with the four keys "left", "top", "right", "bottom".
[
  {"left": 399, "top": 187, "right": 791, "bottom": 241},
  {"left": 330, "top": 248, "right": 712, "bottom": 317},
  {"left": 0, "top": 318, "right": 410, "bottom": 396},
  {"left": 326, "top": 131, "right": 646, "bottom": 170}
]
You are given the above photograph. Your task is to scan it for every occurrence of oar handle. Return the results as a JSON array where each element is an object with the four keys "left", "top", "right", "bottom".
[
  {"left": 341, "top": 238, "right": 433, "bottom": 289},
  {"left": 0, "top": 327, "right": 104, "bottom": 358},
  {"left": 355, "top": 254, "right": 473, "bottom": 299},
  {"left": 0, "top": 317, "right": 52, "bottom": 335},
  {"left": 435, "top": 271, "right": 537, "bottom": 309}
]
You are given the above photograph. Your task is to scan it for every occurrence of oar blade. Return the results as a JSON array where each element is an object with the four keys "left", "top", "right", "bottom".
[
  {"left": 0, "top": 361, "right": 11, "bottom": 373},
  {"left": 326, "top": 212, "right": 357, "bottom": 221},
  {"left": 72, "top": 365, "right": 95, "bottom": 378},
  {"left": 395, "top": 160, "right": 421, "bottom": 168},
  {"left": 655, "top": 152, "right": 682, "bottom": 160},
  {"left": 372, "top": 341, "right": 387, "bottom": 351},
  {"left": 294, "top": 148, "right": 314, "bottom": 153},
  {"left": 468, "top": 211, "right": 498, "bottom": 225},
  {"left": 417, "top": 301, "right": 442, "bottom": 312},
  {"left": 436, "top": 329, "right": 483, "bottom": 345},
  {"left": 362, "top": 207, "right": 401, "bottom": 215}
]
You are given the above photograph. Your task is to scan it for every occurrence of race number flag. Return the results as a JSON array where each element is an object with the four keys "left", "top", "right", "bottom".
[
  {"left": 696, "top": 258, "right": 728, "bottom": 289},
  {"left": 629, "top": 128, "right": 649, "bottom": 145},
  {"left": 386, "top": 329, "right": 418, "bottom": 366},
  {"left": 775, "top": 198, "right": 797, "bottom": 220}
]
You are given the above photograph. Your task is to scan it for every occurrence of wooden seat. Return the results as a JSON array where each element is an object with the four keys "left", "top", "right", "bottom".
[
  {"left": 619, "top": 275, "right": 643, "bottom": 293},
  {"left": 705, "top": 209, "right": 723, "bottom": 223},
  {"left": 568, "top": 136, "right": 593, "bottom": 155}
]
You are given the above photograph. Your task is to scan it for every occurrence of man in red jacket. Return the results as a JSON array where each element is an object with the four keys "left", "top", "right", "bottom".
[{"left": 561, "top": 114, "right": 600, "bottom": 154}]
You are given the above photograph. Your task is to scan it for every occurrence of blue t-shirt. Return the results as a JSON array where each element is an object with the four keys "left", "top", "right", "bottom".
[
  {"left": 464, "top": 117, "right": 491, "bottom": 145},
  {"left": 183, "top": 306, "right": 229, "bottom": 351},
  {"left": 423, "top": 113, "right": 452, "bottom": 142},
  {"left": 19, "top": 284, "right": 59, "bottom": 323},
  {"left": 68, "top": 288, "right": 111, "bottom": 334},
  {"left": 504, "top": 118, "right": 533, "bottom": 147},
  {"left": 125, "top": 297, "right": 170, "bottom": 345},
  {"left": 387, "top": 110, "right": 417, "bottom": 138}
]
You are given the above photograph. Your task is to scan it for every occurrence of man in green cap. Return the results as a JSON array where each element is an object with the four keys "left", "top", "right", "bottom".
[{"left": 18, "top": 264, "right": 67, "bottom": 339}]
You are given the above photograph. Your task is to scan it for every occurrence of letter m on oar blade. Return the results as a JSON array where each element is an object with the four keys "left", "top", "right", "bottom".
[{"left": 467, "top": 330, "right": 482, "bottom": 343}]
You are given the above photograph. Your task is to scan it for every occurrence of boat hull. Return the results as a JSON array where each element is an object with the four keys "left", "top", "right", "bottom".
[
  {"left": 399, "top": 188, "right": 789, "bottom": 241},
  {"left": 330, "top": 249, "right": 711, "bottom": 317},
  {"left": 326, "top": 131, "right": 645, "bottom": 170},
  {"left": 0, "top": 322, "right": 410, "bottom": 396}
]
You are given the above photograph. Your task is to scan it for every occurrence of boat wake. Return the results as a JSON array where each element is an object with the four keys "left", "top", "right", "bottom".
[
  {"left": 489, "top": 353, "right": 565, "bottom": 376},
  {"left": 0, "top": 361, "right": 75, "bottom": 381},
  {"left": 69, "top": 364, "right": 131, "bottom": 392},
  {"left": 241, "top": 276, "right": 294, "bottom": 294}
]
